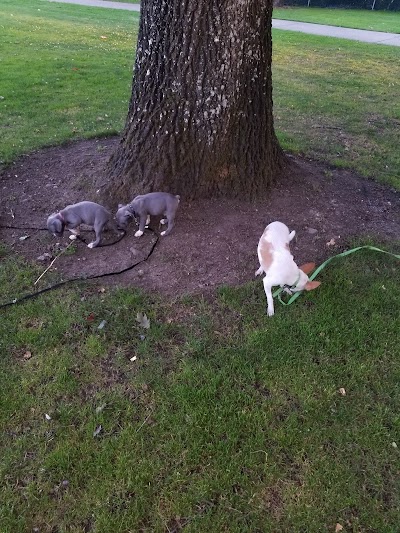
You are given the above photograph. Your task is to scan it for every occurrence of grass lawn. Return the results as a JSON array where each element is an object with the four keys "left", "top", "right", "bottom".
[
  {"left": 1, "top": 2, "right": 400, "bottom": 530},
  {"left": 0, "top": 0, "right": 139, "bottom": 165},
  {"left": 274, "top": 7, "right": 400, "bottom": 34},
  {"left": 1, "top": 246, "right": 400, "bottom": 532},
  {"left": 272, "top": 30, "right": 400, "bottom": 189}
]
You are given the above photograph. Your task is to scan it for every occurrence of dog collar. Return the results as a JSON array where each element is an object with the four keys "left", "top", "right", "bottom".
[{"left": 291, "top": 272, "right": 301, "bottom": 289}]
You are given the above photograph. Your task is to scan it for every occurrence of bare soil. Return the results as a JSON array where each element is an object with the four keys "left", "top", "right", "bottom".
[{"left": 1, "top": 137, "right": 399, "bottom": 297}]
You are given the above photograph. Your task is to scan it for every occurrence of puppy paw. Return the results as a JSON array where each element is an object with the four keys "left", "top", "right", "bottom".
[
  {"left": 160, "top": 219, "right": 167, "bottom": 225},
  {"left": 267, "top": 309, "right": 275, "bottom": 317},
  {"left": 134, "top": 230, "right": 144, "bottom": 238},
  {"left": 69, "top": 235, "right": 77, "bottom": 241},
  {"left": 87, "top": 242, "right": 96, "bottom": 249}
]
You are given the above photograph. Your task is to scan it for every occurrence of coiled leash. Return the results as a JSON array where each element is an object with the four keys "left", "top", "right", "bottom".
[{"left": 274, "top": 245, "right": 400, "bottom": 307}]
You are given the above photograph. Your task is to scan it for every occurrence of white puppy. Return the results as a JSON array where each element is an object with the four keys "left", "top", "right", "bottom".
[{"left": 256, "top": 221, "right": 321, "bottom": 316}]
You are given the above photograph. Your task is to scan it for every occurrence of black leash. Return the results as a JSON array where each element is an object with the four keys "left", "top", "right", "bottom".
[{"left": 0, "top": 226, "right": 159, "bottom": 310}]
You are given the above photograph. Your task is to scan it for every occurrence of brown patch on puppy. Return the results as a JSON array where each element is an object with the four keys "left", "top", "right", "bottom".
[{"left": 260, "top": 240, "right": 274, "bottom": 270}]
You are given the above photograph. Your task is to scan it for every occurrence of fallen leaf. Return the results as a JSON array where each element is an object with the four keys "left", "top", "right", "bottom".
[
  {"left": 136, "top": 312, "right": 150, "bottom": 329},
  {"left": 339, "top": 387, "right": 346, "bottom": 396},
  {"left": 86, "top": 312, "right": 95, "bottom": 322},
  {"left": 45, "top": 413, "right": 51, "bottom": 421},
  {"left": 326, "top": 238, "right": 336, "bottom": 247},
  {"left": 93, "top": 425, "right": 102, "bottom": 437},
  {"left": 335, "top": 524, "right": 343, "bottom": 533},
  {"left": 19, "top": 235, "right": 30, "bottom": 241},
  {"left": 100, "top": 35, "right": 107, "bottom": 39},
  {"left": 95, "top": 403, "right": 106, "bottom": 414},
  {"left": 23, "top": 350, "right": 32, "bottom": 360},
  {"left": 98, "top": 287, "right": 106, "bottom": 293},
  {"left": 130, "top": 355, "right": 137, "bottom": 362},
  {"left": 392, "top": 441, "right": 398, "bottom": 449},
  {"left": 97, "top": 320, "right": 107, "bottom": 330}
]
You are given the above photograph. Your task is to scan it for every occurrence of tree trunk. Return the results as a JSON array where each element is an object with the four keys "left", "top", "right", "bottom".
[{"left": 103, "top": 0, "right": 284, "bottom": 203}]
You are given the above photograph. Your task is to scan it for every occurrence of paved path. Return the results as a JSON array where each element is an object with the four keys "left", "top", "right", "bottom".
[
  {"left": 272, "top": 19, "right": 400, "bottom": 46},
  {"left": 48, "top": 0, "right": 400, "bottom": 47}
]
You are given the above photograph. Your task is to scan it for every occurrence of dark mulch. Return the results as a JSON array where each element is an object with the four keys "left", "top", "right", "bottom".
[{"left": 1, "top": 137, "right": 399, "bottom": 297}]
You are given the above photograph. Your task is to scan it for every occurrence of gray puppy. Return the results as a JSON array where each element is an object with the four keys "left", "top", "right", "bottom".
[
  {"left": 47, "top": 201, "right": 119, "bottom": 248},
  {"left": 116, "top": 192, "right": 180, "bottom": 237}
]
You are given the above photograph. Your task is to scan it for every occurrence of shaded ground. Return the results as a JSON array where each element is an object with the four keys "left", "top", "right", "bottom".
[{"left": 1, "top": 137, "right": 399, "bottom": 297}]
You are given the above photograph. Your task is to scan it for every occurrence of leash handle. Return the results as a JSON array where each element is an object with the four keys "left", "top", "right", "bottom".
[{"left": 274, "top": 245, "right": 400, "bottom": 307}]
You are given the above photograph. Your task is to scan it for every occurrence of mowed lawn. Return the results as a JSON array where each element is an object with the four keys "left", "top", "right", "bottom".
[
  {"left": 0, "top": 0, "right": 139, "bottom": 165},
  {"left": 272, "top": 30, "right": 400, "bottom": 189},
  {"left": 1, "top": 244, "right": 400, "bottom": 532},
  {"left": 1, "top": 1, "right": 400, "bottom": 532}
]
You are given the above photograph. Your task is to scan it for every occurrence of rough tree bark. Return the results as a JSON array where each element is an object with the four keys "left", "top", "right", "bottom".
[{"left": 103, "top": 0, "right": 284, "bottom": 203}]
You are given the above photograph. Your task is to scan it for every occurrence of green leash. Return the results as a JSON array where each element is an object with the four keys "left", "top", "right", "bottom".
[{"left": 273, "top": 245, "right": 400, "bottom": 307}]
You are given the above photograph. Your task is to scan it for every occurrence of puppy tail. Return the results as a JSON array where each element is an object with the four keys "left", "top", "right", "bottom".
[{"left": 289, "top": 230, "right": 296, "bottom": 241}]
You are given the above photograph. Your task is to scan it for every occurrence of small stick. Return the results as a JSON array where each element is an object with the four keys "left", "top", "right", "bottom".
[
  {"left": 136, "top": 413, "right": 152, "bottom": 433},
  {"left": 34, "top": 241, "right": 74, "bottom": 286},
  {"left": 10, "top": 209, "right": 15, "bottom": 219}
]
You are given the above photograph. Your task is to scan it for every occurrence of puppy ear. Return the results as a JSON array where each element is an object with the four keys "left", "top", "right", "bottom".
[
  {"left": 304, "top": 280, "right": 321, "bottom": 291},
  {"left": 289, "top": 230, "right": 296, "bottom": 241},
  {"left": 299, "top": 263, "right": 316, "bottom": 275}
]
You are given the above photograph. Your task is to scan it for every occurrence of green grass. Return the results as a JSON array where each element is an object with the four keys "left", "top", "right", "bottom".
[
  {"left": 0, "top": 0, "right": 138, "bottom": 165},
  {"left": 1, "top": 244, "right": 400, "bottom": 532},
  {"left": 273, "top": 30, "right": 400, "bottom": 188},
  {"left": 274, "top": 7, "right": 400, "bottom": 34}
]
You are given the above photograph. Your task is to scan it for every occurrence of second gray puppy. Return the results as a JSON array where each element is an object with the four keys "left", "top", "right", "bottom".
[{"left": 116, "top": 192, "right": 180, "bottom": 237}]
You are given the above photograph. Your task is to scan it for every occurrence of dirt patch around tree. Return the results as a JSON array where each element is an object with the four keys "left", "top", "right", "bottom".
[{"left": 1, "top": 136, "right": 399, "bottom": 298}]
